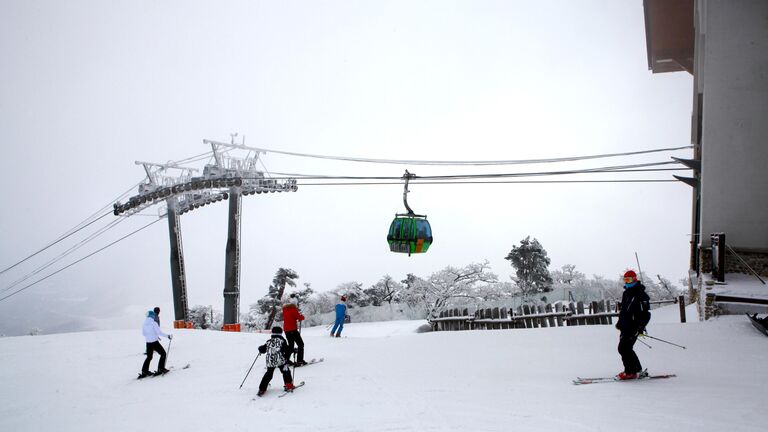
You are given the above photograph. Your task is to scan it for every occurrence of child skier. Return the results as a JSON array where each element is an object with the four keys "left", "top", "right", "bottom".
[
  {"left": 330, "top": 295, "right": 347, "bottom": 337},
  {"left": 615, "top": 270, "right": 651, "bottom": 380},
  {"left": 140, "top": 310, "right": 172, "bottom": 378},
  {"left": 256, "top": 326, "right": 295, "bottom": 396}
]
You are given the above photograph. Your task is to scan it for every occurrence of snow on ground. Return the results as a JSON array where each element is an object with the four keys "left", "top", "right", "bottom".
[{"left": 1, "top": 305, "right": 767, "bottom": 432}]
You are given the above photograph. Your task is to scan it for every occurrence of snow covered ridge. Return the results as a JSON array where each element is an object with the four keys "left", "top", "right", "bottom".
[{"left": 2, "top": 310, "right": 768, "bottom": 432}]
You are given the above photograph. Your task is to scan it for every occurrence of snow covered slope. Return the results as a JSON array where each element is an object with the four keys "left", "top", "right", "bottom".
[{"left": 1, "top": 306, "right": 767, "bottom": 432}]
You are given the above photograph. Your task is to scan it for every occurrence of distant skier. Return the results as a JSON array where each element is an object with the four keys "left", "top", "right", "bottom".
[
  {"left": 282, "top": 302, "right": 307, "bottom": 366},
  {"left": 153, "top": 306, "right": 161, "bottom": 326},
  {"left": 615, "top": 270, "right": 651, "bottom": 380},
  {"left": 330, "top": 295, "right": 347, "bottom": 337},
  {"left": 256, "top": 326, "right": 295, "bottom": 396},
  {"left": 140, "top": 310, "right": 172, "bottom": 378}
]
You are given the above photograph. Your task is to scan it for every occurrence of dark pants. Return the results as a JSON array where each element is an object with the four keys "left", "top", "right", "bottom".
[
  {"left": 143, "top": 341, "right": 166, "bottom": 374},
  {"left": 258, "top": 364, "right": 293, "bottom": 391},
  {"left": 285, "top": 330, "right": 304, "bottom": 363},
  {"left": 618, "top": 333, "right": 641, "bottom": 374}
]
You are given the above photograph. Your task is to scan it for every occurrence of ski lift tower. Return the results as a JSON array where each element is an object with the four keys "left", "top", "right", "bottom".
[
  {"left": 133, "top": 161, "right": 199, "bottom": 326},
  {"left": 203, "top": 135, "right": 298, "bottom": 329},
  {"left": 114, "top": 136, "right": 298, "bottom": 331}
]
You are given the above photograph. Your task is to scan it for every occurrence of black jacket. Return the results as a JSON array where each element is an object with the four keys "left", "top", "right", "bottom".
[
  {"left": 258, "top": 334, "right": 291, "bottom": 368},
  {"left": 616, "top": 282, "right": 651, "bottom": 335}
]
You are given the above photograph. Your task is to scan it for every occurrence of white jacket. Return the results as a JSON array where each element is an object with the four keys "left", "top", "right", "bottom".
[{"left": 142, "top": 317, "right": 168, "bottom": 343}]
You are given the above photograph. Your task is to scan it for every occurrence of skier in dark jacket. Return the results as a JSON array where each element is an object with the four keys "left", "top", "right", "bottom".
[
  {"left": 615, "top": 270, "right": 651, "bottom": 380},
  {"left": 282, "top": 302, "right": 307, "bottom": 366},
  {"left": 256, "top": 326, "right": 295, "bottom": 396}
]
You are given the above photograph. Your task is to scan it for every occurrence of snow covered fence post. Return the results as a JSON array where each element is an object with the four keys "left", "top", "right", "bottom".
[
  {"left": 545, "top": 304, "right": 555, "bottom": 327},
  {"left": 500, "top": 307, "right": 509, "bottom": 329},
  {"left": 678, "top": 295, "right": 686, "bottom": 323},
  {"left": 576, "top": 302, "right": 586, "bottom": 325}
]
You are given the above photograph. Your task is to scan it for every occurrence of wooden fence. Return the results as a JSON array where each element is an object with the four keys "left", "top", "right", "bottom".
[{"left": 431, "top": 296, "right": 685, "bottom": 331}]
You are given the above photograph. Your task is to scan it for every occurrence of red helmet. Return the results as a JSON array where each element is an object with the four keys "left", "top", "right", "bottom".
[
  {"left": 623, "top": 270, "right": 637, "bottom": 280},
  {"left": 341, "top": 295, "right": 347, "bottom": 302}
]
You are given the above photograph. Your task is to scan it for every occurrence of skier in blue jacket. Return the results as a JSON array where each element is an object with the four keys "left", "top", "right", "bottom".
[{"left": 330, "top": 296, "right": 347, "bottom": 337}]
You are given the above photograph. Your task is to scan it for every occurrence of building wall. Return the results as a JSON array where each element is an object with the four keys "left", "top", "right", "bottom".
[{"left": 696, "top": 0, "right": 768, "bottom": 250}]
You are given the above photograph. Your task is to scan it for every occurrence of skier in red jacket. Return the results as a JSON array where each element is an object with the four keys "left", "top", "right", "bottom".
[{"left": 282, "top": 302, "right": 307, "bottom": 366}]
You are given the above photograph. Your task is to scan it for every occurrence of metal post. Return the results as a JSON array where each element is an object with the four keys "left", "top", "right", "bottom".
[
  {"left": 167, "top": 199, "right": 189, "bottom": 323},
  {"left": 223, "top": 187, "right": 242, "bottom": 325}
]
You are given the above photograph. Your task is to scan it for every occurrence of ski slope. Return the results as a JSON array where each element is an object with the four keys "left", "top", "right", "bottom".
[{"left": 1, "top": 305, "right": 766, "bottom": 432}]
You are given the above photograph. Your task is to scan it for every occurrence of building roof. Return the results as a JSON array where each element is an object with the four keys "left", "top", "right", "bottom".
[{"left": 643, "top": 0, "right": 695, "bottom": 74}]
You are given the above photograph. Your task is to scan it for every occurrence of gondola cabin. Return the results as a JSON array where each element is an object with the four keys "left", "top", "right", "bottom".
[{"left": 387, "top": 216, "right": 433, "bottom": 255}]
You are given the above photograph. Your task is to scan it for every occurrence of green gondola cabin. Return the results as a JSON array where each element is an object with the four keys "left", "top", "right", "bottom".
[{"left": 387, "top": 216, "right": 432, "bottom": 255}]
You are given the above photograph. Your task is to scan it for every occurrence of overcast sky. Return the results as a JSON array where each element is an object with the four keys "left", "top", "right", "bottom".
[{"left": 0, "top": 0, "right": 694, "bottom": 335}]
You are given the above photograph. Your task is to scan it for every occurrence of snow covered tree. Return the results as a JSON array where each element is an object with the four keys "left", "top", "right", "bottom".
[
  {"left": 242, "top": 304, "right": 266, "bottom": 331},
  {"left": 260, "top": 268, "right": 299, "bottom": 330},
  {"left": 505, "top": 236, "right": 553, "bottom": 297},
  {"left": 551, "top": 264, "right": 585, "bottom": 286},
  {"left": 188, "top": 305, "right": 222, "bottom": 329},
  {"left": 406, "top": 261, "right": 499, "bottom": 319},
  {"left": 364, "top": 275, "right": 404, "bottom": 306},
  {"left": 286, "top": 283, "right": 314, "bottom": 308},
  {"left": 335, "top": 281, "right": 368, "bottom": 306}
]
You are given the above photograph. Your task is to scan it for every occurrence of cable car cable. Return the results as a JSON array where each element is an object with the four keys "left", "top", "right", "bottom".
[
  {"left": 0, "top": 217, "right": 163, "bottom": 303},
  {"left": 242, "top": 145, "right": 692, "bottom": 166}
]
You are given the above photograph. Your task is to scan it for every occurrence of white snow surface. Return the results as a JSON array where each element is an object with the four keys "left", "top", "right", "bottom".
[{"left": 1, "top": 305, "right": 767, "bottom": 432}]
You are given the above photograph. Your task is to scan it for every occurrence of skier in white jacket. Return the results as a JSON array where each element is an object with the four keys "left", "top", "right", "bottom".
[{"left": 139, "top": 310, "right": 172, "bottom": 378}]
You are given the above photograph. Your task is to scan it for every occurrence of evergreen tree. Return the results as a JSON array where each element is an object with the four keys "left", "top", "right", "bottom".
[
  {"left": 504, "top": 236, "right": 553, "bottom": 297},
  {"left": 261, "top": 268, "right": 299, "bottom": 330}
]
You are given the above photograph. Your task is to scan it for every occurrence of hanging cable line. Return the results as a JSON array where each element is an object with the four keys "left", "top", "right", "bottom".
[
  {"left": 258, "top": 160, "right": 682, "bottom": 181},
  {"left": 0, "top": 217, "right": 163, "bottom": 303},
  {"left": 0, "top": 180, "right": 142, "bottom": 277},
  {"left": 0, "top": 149, "right": 216, "bottom": 278},
  {"left": 0, "top": 217, "right": 128, "bottom": 294},
  {"left": 294, "top": 179, "right": 680, "bottom": 186},
  {"left": 0, "top": 211, "right": 114, "bottom": 277},
  {"left": 246, "top": 145, "right": 692, "bottom": 166}
]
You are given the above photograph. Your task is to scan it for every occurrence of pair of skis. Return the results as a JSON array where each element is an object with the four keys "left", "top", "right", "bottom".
[
  {"left": 137, "top": 363, "right": 191, "bottom": 380},
  {"left": 253, "top": 358, "right": 323, "bottom": 399},
  {"left": 292, "top": 357, "right": 324, "bottom": 367},
  {"left": 573, "top": 371, "right": 676, "bottom": 385}
]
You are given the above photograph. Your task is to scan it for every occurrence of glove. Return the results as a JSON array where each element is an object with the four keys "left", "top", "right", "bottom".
[
  {"left": 168, "top": 334, "right": 173, "bottom": 340},
  {"left": 258, "top": 345, "right": 266, "bottom": 354},
  {"left": 615, "top": 323, "right": 621, "bottom": 331},
  {"left": 636, "top": 328, "right": 647, "bottom": 337}
]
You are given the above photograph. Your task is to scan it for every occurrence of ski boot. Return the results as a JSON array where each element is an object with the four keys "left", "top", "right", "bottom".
[
  {"left": 295, "top": 360, "right": 308, "bottom": 367},
  {"left": 284, "top": 382, "right": 296, "bottom": 392},
  {"left": 137, "top": 371, "right": 152, "bottom": 379},
  {"left": 257, "top": 389, "right": 267, "bottom": 397},
  {"left": 616, "top": 371, "right": 638, "bottom": 380},
  {"left": 153, "top": 368, "right": 170, "bottom": 376}
]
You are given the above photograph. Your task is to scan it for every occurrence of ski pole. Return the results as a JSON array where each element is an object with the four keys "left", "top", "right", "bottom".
[
  {"left": 641, "top": 334, "right": 686, "bottom": 349},
  {"left": 166, "top": 336, "right": 173, "bottom": 359},
  {"left": 239, "top": 353, "right": 262, "bottom": 389},
  {"left": 636, "top": 337, "right": 652, "bottom": 349}
]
